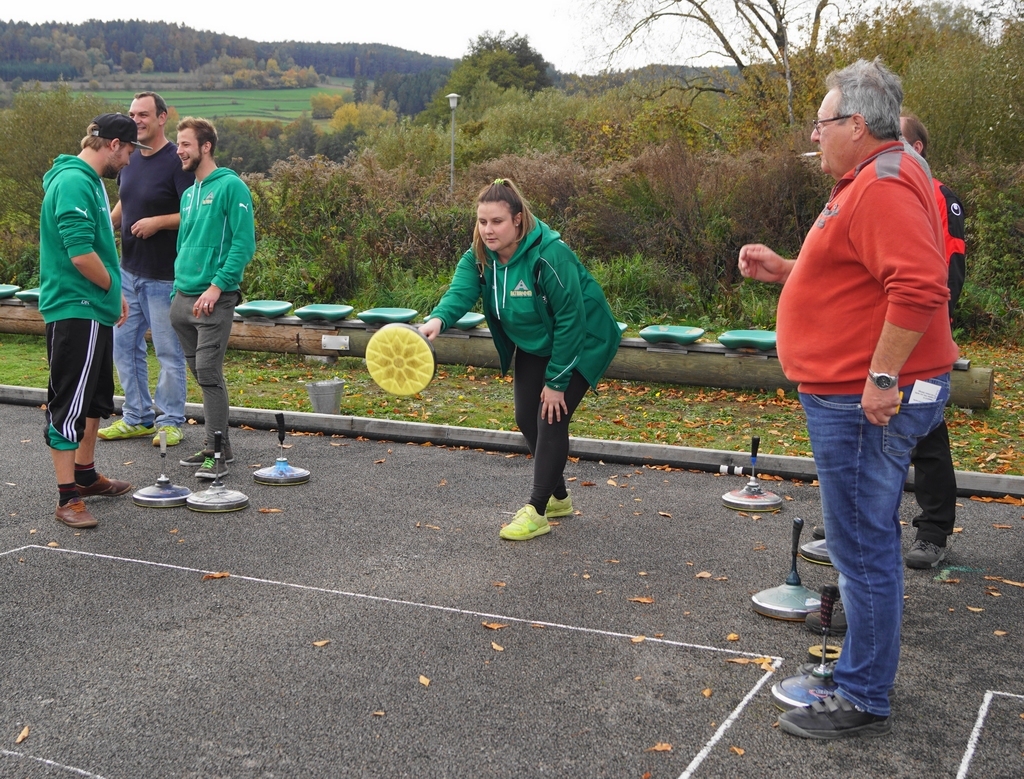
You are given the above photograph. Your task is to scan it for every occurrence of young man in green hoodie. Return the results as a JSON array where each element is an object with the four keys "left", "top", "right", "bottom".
[
  {"left": 40, "top": 113, "right": 148, "bottom": 529},
  {"left": 169, "top": 117, "right": 256, "bottom": 480}
]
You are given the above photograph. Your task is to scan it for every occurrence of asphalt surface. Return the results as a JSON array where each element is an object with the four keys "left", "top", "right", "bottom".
[{"left": 1, "top": 401, "right": 1022, "bottom": 779}]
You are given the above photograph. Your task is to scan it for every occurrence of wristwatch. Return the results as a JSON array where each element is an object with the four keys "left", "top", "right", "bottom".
[{"left": 868, "top": 370, "right": 899, "bottom": 390}]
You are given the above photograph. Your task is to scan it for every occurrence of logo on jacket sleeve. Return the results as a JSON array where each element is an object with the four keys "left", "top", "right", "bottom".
[{"left": 510, "top": 279, "right": 533, "bottom": 298}]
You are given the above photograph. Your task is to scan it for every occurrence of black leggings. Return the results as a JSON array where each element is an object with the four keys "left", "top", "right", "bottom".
[{"left": 513, "top": 349, "right": 590, "bottom": 514}]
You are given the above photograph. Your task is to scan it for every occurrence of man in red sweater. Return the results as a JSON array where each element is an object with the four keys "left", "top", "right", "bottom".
[
  {"left": 900, "top": 113, "right": 966, "bottom": 569},
  {"left": 739, "top": 58, "right": 958, "bottom": 739}
]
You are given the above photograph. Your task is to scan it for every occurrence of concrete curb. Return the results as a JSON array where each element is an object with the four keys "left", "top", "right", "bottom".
[{"left": 5, "top": 383, "right": 1021, "bottom": 498}]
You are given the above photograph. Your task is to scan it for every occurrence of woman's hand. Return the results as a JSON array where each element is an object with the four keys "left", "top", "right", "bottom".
[
  {"left": 540, "top": 386, "right": 567, "bottom": 424},
  {"left": 419, "top": 318, "right": 443, "bottom": 342}
]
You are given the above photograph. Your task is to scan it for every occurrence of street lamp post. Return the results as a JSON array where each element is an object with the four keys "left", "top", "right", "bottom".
[{"left": 446, "top": 93, "right": 459, "bottom": 194}]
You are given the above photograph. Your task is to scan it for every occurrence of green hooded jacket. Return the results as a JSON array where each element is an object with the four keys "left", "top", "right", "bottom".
[
  {"left": 428, "top": 220, "right": 621, "bottom": 392},
  {"left": 174, "top": 167, "right": 256, "bottom": 295},
  {"left": 38, "top": 155, "right": 122, "bottom": 326}
]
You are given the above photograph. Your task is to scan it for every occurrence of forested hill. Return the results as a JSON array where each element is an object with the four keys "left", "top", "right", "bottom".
[{"left": 0, "top": 20, "right": 455, "bottom": 81}]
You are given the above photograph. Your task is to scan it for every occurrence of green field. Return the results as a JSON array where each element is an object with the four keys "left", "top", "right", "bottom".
[{"left": 90, "top": 84, "right": 352, "bottom": 122}]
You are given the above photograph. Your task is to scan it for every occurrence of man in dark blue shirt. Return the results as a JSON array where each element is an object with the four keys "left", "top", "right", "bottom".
[{"left": 100, "top": 92, "right": 195, "bottom": 448}]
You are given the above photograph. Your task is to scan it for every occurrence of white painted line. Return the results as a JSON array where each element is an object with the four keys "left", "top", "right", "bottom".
[
  {"left": 24, "top": 545, "right": 785, "bottom": 661},
  {"left": 0, "top": 545, "right": 36, "bottom": 558},
  {"left": 678, "top": 656, "right": 784, "bottom": 779},
  {"left": 0, "top": 749, "right": 109, "bottom": 778},
  {"left": 17, "top": 544, "right": 786, "bottom": 776},
  {"left": 957, "top": 690, "right": 1024, "bottom": 779}
]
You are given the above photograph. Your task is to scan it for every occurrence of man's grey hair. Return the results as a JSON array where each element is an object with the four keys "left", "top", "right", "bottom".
[{"left": 825, "top": 58, "right": 903, "bottom": 141}]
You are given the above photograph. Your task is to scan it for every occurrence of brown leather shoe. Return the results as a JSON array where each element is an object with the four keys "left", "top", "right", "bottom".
[
  {"left": 55, "top": 498, "right": 98, "bottom": 528},
  {"left": 77, "top": 474, "right": 131, "bottom": 497}
]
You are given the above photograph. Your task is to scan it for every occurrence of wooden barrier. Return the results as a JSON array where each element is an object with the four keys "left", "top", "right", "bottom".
[{"left": 0, "top": 300, "right": 994, "bottom": 408}]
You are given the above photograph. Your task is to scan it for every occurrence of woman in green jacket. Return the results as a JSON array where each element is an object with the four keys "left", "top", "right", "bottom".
[{"left": 420, "top": 179, "right": 620, "bottom": 541}]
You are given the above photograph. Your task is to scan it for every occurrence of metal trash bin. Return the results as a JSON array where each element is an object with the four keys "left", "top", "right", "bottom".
[{"left": 305, "top": 379, "right": 345, "bottom": 415}]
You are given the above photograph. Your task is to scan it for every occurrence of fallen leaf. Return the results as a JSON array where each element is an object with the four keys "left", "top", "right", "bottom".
[
  {"left": 28, "top": 529, "right": 36, "bottom": 535},
  {"left": 658, "top": 511, "right": 672, "bottom": 518},
  {"left": 46, "top": 542, "right": 59, "bottom": 548},
  {"left": 438, "top": 479, "right": 447, "bottom": 487},
  {"left": 993, "top": 524, "right": 1013, "bottom": 529},
  {"left": 482, "top": 622, "right": 508, "bottom": 630},
  {"left": 967, "top": 606, "right": 985, "bottom": 613},
  {"left": 727, "top": 633, "right": 740, "bottom": 641},
  {"left": 638, "top": 571, "right": 648, "bottom": 576},
  {"left": 202, "top": 571, "right": 230, "bottom": 580},
  {"left": 581, "top": 481, "right": 596, "bottom": 487},
  {"left": 15, "top": 726, "right": 28, "bottom": 744},
  {"left": 312, "top": 640, "right": 331, "bottom": 647},
  {"left": 695, "top": 571, "right": 712, "bottom": 579},
  {"left": 987, "top": 591, "right": 1002, "bottom": 597},
  {"left": 606, "top": 559, "right": 620, "bottom": 563},
  {"left": 373, "top": 711, "right": 385, "bottom": 716},
  {"left": 994, "top": 630, "right": 1008, "bottom": 636},
  {"left": 730, "top": 746, "right": 745, "bottom": 756},
  {"left": 492, "top": 581, "right": 506, "bottom": 587},
  {"left": 645, "top": 742, "right": 672, "bottom": 752},
  {"left": 607, "top": 479, "right": 618, "bottom": 486},
  {"left": 631, "top": 635, "right": 646, "bottom": 643},
  {"left": 374, "top": 459, "right": 386, "bottom": 464},
  {"left": 629, "top": 596, "right": 654, "bottom": 604},
  {"left": 169, "top": 528, "right": 178, "bottom": 534},
  {"left": 1001, "top": 579, "right": 1024, "bottom": 588},
  {"left": 702, "top": 688, "right": 713, "bottom": 698},
  {"left": 953, "top": 527, "right": 963, "bottom": 533},
  {"left": 491, "top": 642, "right": 504, "bottom": 651},
  {"left": 714, "top": 576, "right": 729, "bottom": 581},
  {"left": 419, "top": 675, "right": 430, "bottom": 687},
  {"left": 942, "top": 579, "right": 961, "bottom": 584},
  {"left": 258, "top": 508, "right": 283, "bottom": 514}
]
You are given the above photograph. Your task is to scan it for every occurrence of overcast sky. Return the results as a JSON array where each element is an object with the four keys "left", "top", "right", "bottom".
[{"left": 6, "top": 2, "right": 680, "bottom": 75}]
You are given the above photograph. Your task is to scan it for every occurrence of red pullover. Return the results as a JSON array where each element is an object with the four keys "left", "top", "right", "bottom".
[{"left": 777, "top": 141, "right": 958, "bottom": 395}]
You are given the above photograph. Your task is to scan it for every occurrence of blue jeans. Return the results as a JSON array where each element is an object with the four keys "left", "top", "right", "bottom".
[
  {"left": 800, "top": 373, "right": 950, "bottom": 717},
  {"left": 112, "top": 268, "right": 187, "bottom": 428}
]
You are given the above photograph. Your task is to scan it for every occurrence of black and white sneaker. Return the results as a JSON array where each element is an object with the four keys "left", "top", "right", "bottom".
[
  {"left": 905, "top": 539, "right": 947, "bottom": 569},
  {"left": 778, "top": 692, "right": 891, "bottom": 739}
]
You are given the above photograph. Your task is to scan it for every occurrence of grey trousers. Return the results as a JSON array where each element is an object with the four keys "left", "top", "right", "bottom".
[{"left": 169, "top": 290, "right": 240, "bottom": 448}]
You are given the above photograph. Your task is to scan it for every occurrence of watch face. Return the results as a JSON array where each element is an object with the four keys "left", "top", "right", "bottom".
[{"left": 871, "top": 373, "right": 896, "bottom": 390}]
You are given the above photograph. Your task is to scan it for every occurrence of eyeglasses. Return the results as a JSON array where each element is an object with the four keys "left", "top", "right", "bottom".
[{"left": 811, "top": 114, "right": 853, "bottom": 132}]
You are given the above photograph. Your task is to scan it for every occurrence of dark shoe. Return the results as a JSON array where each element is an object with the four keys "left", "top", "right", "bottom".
[
  {"left": 55, "top": 498, "right": 98, "bottom": 528},
  {"left": 778, "top": 692, "right": 891, "bottom": 739},
  {"left": 77, "top": 474, "right": 131, "bottom": 497},
  {"left": 195, "top": 455, "right": 229, "bottom": 481},
  {"left": 812, "top": 524, "right": 825, "bottom": 541},
  {"left": 905, "top": 539, "right": 947, "bottom": 569},
  {"left": 180, "top": 446, "right": 234, "bottom": 467},
  {"left": 805, "top": 605, "right": 847, "bottom": 636}
]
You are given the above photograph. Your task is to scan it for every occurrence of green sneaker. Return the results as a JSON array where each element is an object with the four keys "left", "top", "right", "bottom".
[
  {"left": 545, "top": 490, "right": 574, "bottom": 518},
  {"left": 98, "top": 419, "right": 156, "bottom": 440},
  {"left": 152, "top": 426, "right": 183, "bottom": 447},
  {"left": 499, "top": 505, "right": 550, "bottom": 541}
]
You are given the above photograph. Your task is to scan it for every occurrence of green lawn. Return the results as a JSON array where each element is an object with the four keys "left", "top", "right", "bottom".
[{"left": 90, "top": 85, "right": 351, "bottom": 122}]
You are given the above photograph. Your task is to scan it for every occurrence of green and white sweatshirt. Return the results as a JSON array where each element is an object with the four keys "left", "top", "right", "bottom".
[
  {"left": 174, "top": 167, "right": 256, "bottom": 295},
  {"left": 428, "top": 220, "right": 621, "bottom": 392},
  {"left": 38, "top": 155, "right": 122, "bottom": 326}
]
